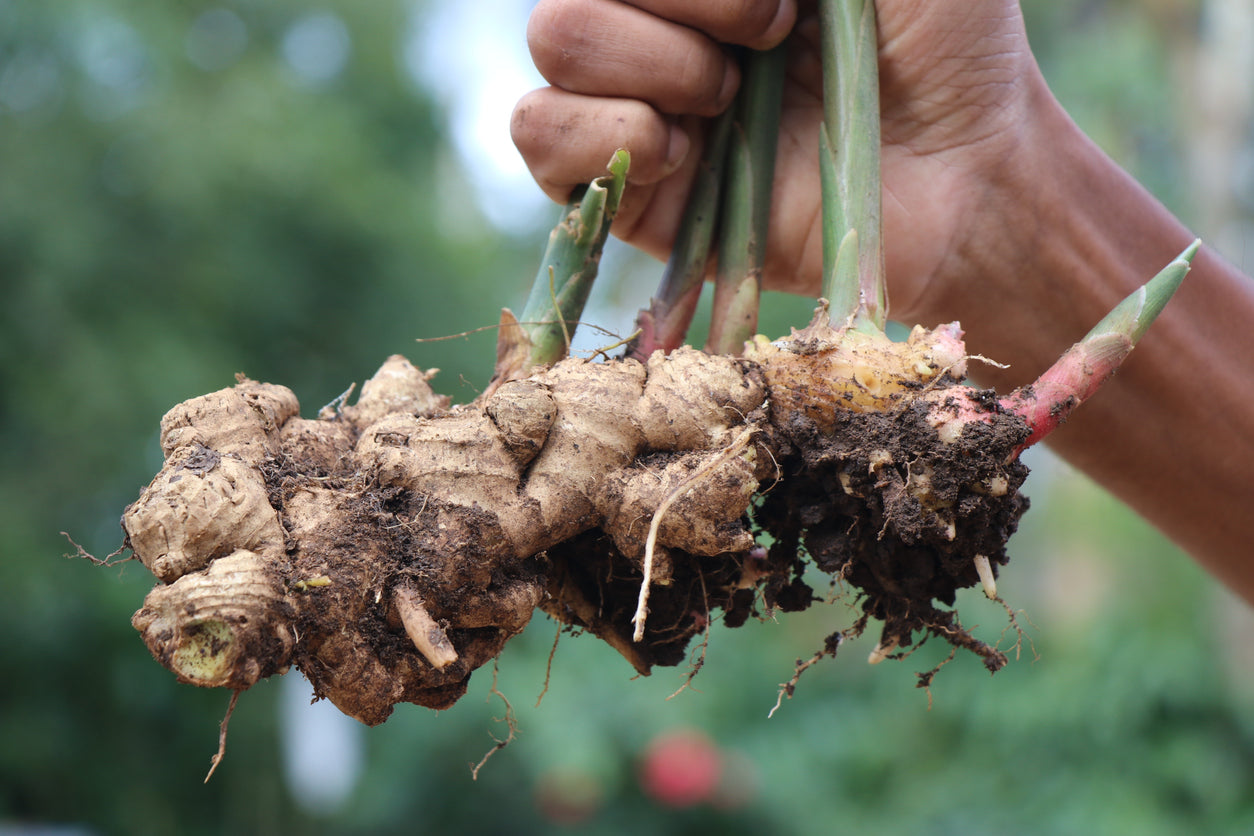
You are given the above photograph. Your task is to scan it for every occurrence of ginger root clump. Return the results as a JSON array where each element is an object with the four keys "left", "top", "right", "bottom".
[{"left": 123, "top": 321, "right": 1030, "bottom": 724}]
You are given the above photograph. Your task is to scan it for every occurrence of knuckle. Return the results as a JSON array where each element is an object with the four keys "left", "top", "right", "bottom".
[
  {"left": 509, "top": 92, "right": 546, "bottom": 156},
  {"left": 671, "top": 43, "right": 732, "bottom": 115},
  {"left": 526, "top": 0, "right": 594, "bottom": 81}
]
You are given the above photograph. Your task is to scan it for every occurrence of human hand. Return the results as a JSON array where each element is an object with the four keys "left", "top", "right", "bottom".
[{"left": 512, "top": 0, "right": 1048, "bottom": 324}]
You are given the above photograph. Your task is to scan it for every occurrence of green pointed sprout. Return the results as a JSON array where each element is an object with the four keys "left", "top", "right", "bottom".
[{"left": 1000, "top": 240, "right": 1201, "bottom": 452}]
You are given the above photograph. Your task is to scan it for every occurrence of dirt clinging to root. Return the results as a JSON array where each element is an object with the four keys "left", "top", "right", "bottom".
[
  {"left": 761, "top": 401, "right": 1030, "bottom": 672},
  {"left": 122, "top": 320, "right": 1033, "bottom": 724}
]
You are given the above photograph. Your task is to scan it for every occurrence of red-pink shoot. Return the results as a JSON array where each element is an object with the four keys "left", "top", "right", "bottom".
[{"left": 1001, "top": 240, "right": 1200, "bottom": 453}]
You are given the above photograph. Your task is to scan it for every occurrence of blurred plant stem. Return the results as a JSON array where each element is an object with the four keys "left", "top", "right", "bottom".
[
  {"left": 629, "top": 108, "right": 735, "bottom": 360},
  {"left": 706, "top": 43, "right": 788, "bottom": 356}
]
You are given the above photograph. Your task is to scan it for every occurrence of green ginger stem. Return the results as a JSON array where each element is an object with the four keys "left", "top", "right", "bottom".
[
  {"left": 520, "top": 150, "right": 630, "bottom": 369},
  {"left": 819, "top": 0, "right": 886, "bottom": 330},
  {"left": 630, "top": 108, "right": 735, "bottom": 359},
  {"left": 705, "top": 44, "right": 788, "bottom": 356}
]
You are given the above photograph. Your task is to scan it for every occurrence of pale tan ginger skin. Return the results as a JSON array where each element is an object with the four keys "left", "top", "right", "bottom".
[
  {"left": 746, "top": 314, "right": 969, "bottom": 431},
  {"left": 123, "top": 382, "right": 298, "bottom": 583},
  {"left": 355, "top": 347, "right": 773, "bottom": 564},
  {"left": 122, "top": 319, "right": 1020, "bottom": 723},
  {"left": 124, "top": 351, "right": 777, "bottom": 722}
]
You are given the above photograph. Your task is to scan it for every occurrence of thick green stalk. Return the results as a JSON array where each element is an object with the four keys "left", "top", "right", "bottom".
[
  {"left": 819, "top": 0, "right": 885, "bottom": 330},
  {"left": 519, "top": 150, "right": 630, "bottom": 368},
  {"left": 706, "top": 44, "right": 788, "bottom": 356},
  {"left": 630, "top": 108, "right": 735, "bottom": 359}
]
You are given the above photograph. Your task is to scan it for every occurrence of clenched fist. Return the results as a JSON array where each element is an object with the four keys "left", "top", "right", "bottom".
[{"left": 511, "top": 0, "right": 1043, "bottom": 323}]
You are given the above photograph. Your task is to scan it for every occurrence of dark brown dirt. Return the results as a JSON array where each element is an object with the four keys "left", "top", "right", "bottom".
[
  {"left": 536, "top": 390, "right": 1031, "bottom": 678},
  {"left": 259, "top": 451, "right": 548, "bottom": 722},
  {"left": 757, "top": 397, "right": 1030, "bottom": 670}
]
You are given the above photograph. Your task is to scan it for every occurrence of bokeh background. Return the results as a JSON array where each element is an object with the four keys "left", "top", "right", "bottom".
[{"left": 3, "top": 1, "right": 1253, "bottom": 834}]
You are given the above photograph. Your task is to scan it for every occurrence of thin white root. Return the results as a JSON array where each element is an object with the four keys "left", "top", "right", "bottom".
[
  {"left": 204, "top": 689, "right": 241, "bottom": 783},
  {"left": 973, "top": 554, "right": 997, "bottom": 599},
  {"left": 632, "top": 426, "right": 757, "bottom": 642},
  {"left": 867, "top": 638, "right": 898, "bottom": 665},
  {"left": 317, "top": 382, "right": 356, "bottom": 419},
  {"left": 396, "top": 586, "right": 459, "bottom": 670},
  {"left": 966, "top": 353, "right": 1011, "bottom": 370}
]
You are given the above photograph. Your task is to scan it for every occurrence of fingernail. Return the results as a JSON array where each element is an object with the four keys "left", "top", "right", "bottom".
[
  {"left": 717, "top": 58, "right": 741, "bottom": 111},
  {"left": 759, "top": 0, "right": 798, "bottom": 49},
  {"left": 664, "top": 123, "right": 691, "bottom": 175}
]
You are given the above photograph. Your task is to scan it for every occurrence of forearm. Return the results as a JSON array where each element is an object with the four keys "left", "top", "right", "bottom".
[{"left": 936, "top": 78, "right": 1254, "bottom": 603}]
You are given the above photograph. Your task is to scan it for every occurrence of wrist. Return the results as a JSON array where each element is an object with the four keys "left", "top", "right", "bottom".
[{"left": 922, "top": 74, "right": 1196, "bottom": 385}]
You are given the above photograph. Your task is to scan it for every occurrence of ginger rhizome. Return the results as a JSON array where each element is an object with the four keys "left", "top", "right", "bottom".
[{"left": 119, "top": 235, "right": 1196, "bottom": 727}]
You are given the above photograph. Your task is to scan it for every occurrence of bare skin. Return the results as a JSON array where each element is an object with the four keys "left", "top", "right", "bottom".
[{"left": 512, "top": 0, "right": 1254, "bottom": 604}]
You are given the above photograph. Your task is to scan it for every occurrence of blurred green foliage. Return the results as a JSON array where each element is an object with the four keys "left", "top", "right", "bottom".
[{"left": 1, "top": 1, "right": 1251, "bottom": 834}]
